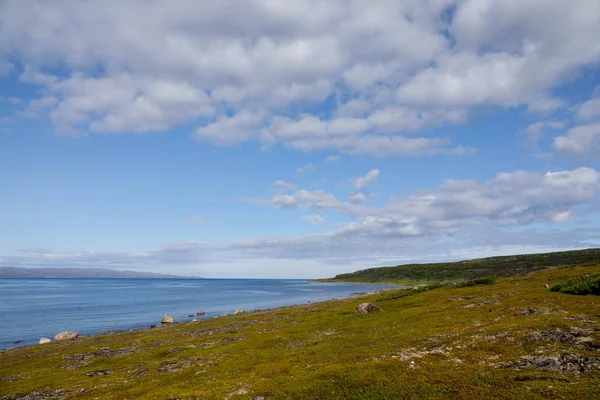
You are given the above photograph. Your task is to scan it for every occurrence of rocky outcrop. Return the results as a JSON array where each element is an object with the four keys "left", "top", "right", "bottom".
[
  {"left": 39, "top": 338, "right": 52, "bottom": 344},
  {"left": 521, "top": 307, "right": 539, "bottom": 315},
  {"left": 234, "top": 309, "right": 245, "bottom": 315},
  {"left": 501, "top": 354, "right": 600, "bottom": 373},
  {"left": 356, "top": 303, "right": 382, "bottom": 314},
  {"left": 54, "top": 332, "right": 79, "bottom": 341},
  {"left": 196, "top": 311, "right": 205, "bottom": 316},
  {"left": 161, "top": 315, "right": 174, "bottom": 324}
]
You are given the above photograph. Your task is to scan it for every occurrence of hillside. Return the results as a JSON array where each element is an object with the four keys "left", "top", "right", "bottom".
[
  {"left": 320, "top": 248, "right": 600, "bottom": 285},
  {"left": 1, "top": 263, "right": 599, "bottom": 399},
  {"left": 0, "top": 267, "right": 190, "bottom": 279}
]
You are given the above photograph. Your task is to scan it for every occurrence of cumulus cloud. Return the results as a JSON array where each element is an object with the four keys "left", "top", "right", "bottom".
[
  {"left": 274, "top": 180, "right": 297, "bottom": 194},
  {"left": 521, "top": 120, "right": 564, "bottom": 147},
  {"left": 325, "top": 155, "right": 341, "bottom": 164},
  {"left": 348, "top": 192, "right": 367, "bottom": 204},
  {"left": 302, "top": 214, "right": 325, "bottom": 224},
  {"left": 248, "top": 167, "right": 600, "bottom": 236},
  {"left": 296, "top": 163, "right": 316, "bottom": 174},
  {"left": 3, "top": 166, "right": 599, "bottom": 275},
  {"left": 353, "top": 169, "right": 379, "bottom": 191},
  {"left": 1, "top": 0, "right": 598, "bottom": 155},
  {"left": 553, "top": 123, "right": 600, "bottom": 160},
  {"left": 576, "top": 87, "right": 600, "bottom": 122}
]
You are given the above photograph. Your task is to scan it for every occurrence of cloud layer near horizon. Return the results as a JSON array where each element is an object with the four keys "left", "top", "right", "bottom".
[
  {"left": 5, "top": 167, "right": 599, "bottom": 276},
  {"left": 1, "top": 1, "right": 600, "bottom": 277}
]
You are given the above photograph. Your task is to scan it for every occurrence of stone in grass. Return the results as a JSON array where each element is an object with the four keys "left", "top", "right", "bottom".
[
  {"left": 39, "top": 337, "right": 52, "bottom": 344},
  {"left": 54, "top": 331, "right": 79, "bottom": 341},
  {"left": 161, "top": 315, "right": 174, "bottom": 324},
  {"left": 234, "top": 309, "right": 245, "bottom": 315},
  {"left": 86, "top": 369, "right": 113, "bottom": 377},
  {"left": 356, "top": 303, "right": 382, "bottom": 314}
]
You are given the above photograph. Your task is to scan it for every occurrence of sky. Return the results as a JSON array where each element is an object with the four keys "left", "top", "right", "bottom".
[{"left": 1, "top": 0, "right": 600, "bottom": 278}]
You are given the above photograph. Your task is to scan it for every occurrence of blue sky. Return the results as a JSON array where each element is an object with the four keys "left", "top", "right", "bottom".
[{"left": 1, "top": 0, "right": 600, "bottom": 278}]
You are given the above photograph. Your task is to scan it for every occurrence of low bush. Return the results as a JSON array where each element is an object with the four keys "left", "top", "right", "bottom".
[
  {"left": 458, "top": 276, "right": 496, "bottom": 287},
  {"left": 550, "top": 274, "right": 600, "bottom": 295}
]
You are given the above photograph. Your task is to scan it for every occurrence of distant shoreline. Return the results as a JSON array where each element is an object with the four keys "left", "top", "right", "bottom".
[
  {"left": 0, "top": 266, "right": 194, "bottom": 279},
  {"left": 0, "top": 278, "right": 397, "bottom": 350},
  {"left": 0, "top": 285, "right": 397, "bottom": 351}
]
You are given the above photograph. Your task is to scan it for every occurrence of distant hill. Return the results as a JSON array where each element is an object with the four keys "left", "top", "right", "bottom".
[
  {"left": 0, "top": 267, "right": 193, "bottom": 279},
  {"left": 320, "top": 248, "right": 600, "bottom": 285}
]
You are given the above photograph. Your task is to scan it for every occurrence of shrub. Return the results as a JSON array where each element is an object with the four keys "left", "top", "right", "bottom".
[
  {"left": 550, "top": 274, "right": 600, "bottom": 295},
  {"left": 458, "top": 276, "right": 496, "bottom": 287}
]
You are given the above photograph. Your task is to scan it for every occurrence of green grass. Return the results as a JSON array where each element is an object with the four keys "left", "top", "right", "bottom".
[
  {"left": 1, "top": 263, "right": 600, "bottom": 399},
  {"left": 318, "top": 248, "right": 600, "bottom": 285},
  {"left": 550, "top": 273, "right": 600, "bottom": 295}
]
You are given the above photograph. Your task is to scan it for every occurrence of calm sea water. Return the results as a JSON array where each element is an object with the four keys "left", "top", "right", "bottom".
[{"left": 0, "top": 278, "right": 394, "bottom": 349}]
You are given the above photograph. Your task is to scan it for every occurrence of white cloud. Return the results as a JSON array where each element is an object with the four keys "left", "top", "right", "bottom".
[
  {"left": 348, "top": 192, "right": 367, "bottom": 204},
  {"left": 577, "top": 98, "right": 600, "bottom": 122},
  {"left": 1, "top": 1, "right": 598, "bottom": 155},
  {"left": 274, "top": 180, "right": 297, "bottom": 193},
  {"left": 353, "top": 169, "right": 379, "bottom": 191},
  {"left": 296, "top": 163, "right": 316, "bottom": 174},
  {"left": 271, "top": 189, "right": 344, "bottom": 211},
  {"left": 521, "top": 120, "right": 564, "bottom": 147},
  {"left": 576, "top": 87, "right": 600, "bottom": 122},
  {"left": 302, "top": 214, "right": 325, "bottom": 224},
  {"left": 3, "top": 166, "right": 600, "bottom": 276},
  {"left": 553, "top": 123, "right": 600, "bottom": 159},
  {"left": 325, "top": 155, "right": 341, "bottom": 164},
  {"left": 196, "top": 110, "right": 263, "bottom": 145},
  {"left": 250, "top": 167, "right": 600, "bottom": 236}
]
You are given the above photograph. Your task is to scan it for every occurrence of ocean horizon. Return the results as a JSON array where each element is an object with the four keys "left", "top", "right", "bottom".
[{"left": 0, "top": 278, "right": 395, "bottom": 349}]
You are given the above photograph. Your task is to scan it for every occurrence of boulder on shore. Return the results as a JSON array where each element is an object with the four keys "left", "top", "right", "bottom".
[
  {"left": 196, "top": 311, "right": 206, "bottom": 316},
  {"left": 39, "top": 337, "right": 52, "bottom": 344},
  {"left": 356, "top": 303, "right": 382, "bottom": 314},
  {"left": 161, "top": 315, "right": 174, "bottom": 324},
  {"left": 234, "top": 309, "right": 245, "bottom": 315},
  {"left": 54, "top": 331, "right": 79, "bottom": 341}
]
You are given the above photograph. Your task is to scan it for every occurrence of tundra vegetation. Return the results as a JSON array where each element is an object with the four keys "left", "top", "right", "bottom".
[{"left": 1, "top": 249, "right": 599, "bottom": 399}]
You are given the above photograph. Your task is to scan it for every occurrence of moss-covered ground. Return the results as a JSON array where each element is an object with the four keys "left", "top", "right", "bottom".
[{"left": 1, "top": 264, "right": 599, "bottom": 399}]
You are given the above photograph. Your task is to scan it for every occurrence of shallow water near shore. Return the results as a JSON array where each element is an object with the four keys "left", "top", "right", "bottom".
[{"left": 0, "top": 278, "right": 395, "bottom": 349}]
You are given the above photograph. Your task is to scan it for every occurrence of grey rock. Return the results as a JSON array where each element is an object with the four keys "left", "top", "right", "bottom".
[
  {"left": 86, "top": 369, "right": 113, "bottom": 377},
  {"left": 356, "top": 303, "right": 382, "bottom": 314},
  {"left": 54, "top": 331, "right": 79, "bottom": 341},
  {"left": 39, "top": 338, "right": 52, "bottom": 344},
  {"left": 521, "top": 307, "right": 539, "bottom": 315}
]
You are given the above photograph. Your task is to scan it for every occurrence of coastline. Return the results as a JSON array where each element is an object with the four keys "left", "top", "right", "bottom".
[
  {"left": 2, "top": 265, "right": 599, "bottom": 399},
  {"left": 0, "top": 283, "right": 398, "bottom": 351}
]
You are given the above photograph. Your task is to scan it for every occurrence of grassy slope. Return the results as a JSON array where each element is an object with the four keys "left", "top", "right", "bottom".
[
  {"left": 1, "top": 264, "right": 599, "bottom": 399},
  {"left": 319, "top": 248, "right": 600, "bottom": 285}
]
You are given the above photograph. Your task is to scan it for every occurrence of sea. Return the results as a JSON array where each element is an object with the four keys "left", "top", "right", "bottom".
[{"left": 0, "top": 278, "right": 395, "bottom": 349}]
